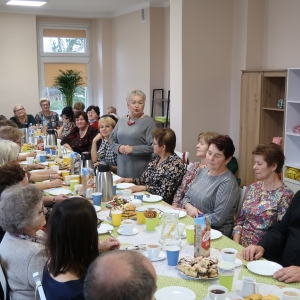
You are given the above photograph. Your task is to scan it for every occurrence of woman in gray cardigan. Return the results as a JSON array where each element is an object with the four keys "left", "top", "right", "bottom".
[{"left": 110, "top": 90, "right": 156, "bottom": 178}]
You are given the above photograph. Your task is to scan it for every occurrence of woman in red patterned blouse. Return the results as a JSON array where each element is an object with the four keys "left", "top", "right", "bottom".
[{"left": 61, "top": 111, "right": 98, "bottom": 154}]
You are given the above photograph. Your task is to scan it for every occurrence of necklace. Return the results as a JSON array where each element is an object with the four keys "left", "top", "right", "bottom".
[
  {"left": 127, "top": 114, "right": 144, "bottom": 126},
  {"left": 79, "top": 127, "right": 88, "bottom": 138}
]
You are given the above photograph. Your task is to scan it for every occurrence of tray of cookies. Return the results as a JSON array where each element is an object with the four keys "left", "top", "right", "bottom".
[{"left": 177, "top": 255, "right": 219, "bottom": 280}]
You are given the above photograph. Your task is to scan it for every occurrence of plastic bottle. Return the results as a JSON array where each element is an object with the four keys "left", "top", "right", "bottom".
[{"left": 28, "top": 123, "right": 35, "bottom": 144}]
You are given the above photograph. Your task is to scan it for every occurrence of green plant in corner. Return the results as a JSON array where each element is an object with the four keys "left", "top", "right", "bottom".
[{"left": 53, "top": 69, "right": 85, "bottom": 107}]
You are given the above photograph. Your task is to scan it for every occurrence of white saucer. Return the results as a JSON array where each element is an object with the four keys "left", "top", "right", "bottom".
[
  {"left": 63, "top": 182, "right": 70, "bottom": 186},
  {"left": 220, "top": 258, "right": 242, "bottom": 268},
  {"left": 97, "top": 223, "right": 113, "bottom": 235},
  {"left": 94, "top": 205, "right": 101, "bottom": 212},
  {"left": 117, "top": 227, "right": 139, "bottom": 236},
  {"left": 204, "top": 295, "right": 231, "bottom": 300},
  {"left": 155, "top": 286, "right": 196, "bottom": 300},
  {"left": 143, "top": 251, "right": 166, "bottom": 262}
]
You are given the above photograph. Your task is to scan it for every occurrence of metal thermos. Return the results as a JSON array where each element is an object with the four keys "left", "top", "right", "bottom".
[
  {"left": 79, "top": 152, "right": 94, "bottom": 175},
  {"left": 45, "top": 129, "right": 58, "bottom": 146},
  {"left": 95, "top": 163, "right": 113, "bottom": 201},
  {"left": 21, "top": 123, "right": 29, "bottom": 144}
]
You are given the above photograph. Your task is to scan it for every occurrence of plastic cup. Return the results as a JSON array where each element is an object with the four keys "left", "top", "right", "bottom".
[
  {"left": 112, "top": 184, "right": 117, "bottom": 195},
  {"left": 92, "top": 192, "right": 102, "bottom": 206},
  {"left": 134, "top": 192, "right": 144, "bottom": 200},
  {"left": 74, "top": 184, "right": 83, "bottom": 196},
  {"left": 45, "top": 145, "right": 51, "bottom": 154},
  {"left": 177, "top": 222, "right": 185, "bottom": 236},
  {"left": 218, "top": 261, "right": 235, "bottom": 292},
  {"left": 39, "top": 154, "right": 46, "bottom": 162},
  {"left": 185, "top": 225, "right": 194, "bottom": 244},
  {"left": 111, "top": 210, "right": 122, "bottom": 227},
  {"left": 71, "top": 175, "right": 80, "bottom": 182},
  {"left": 166, "top": 245, "right": 180, "bottom": 266},
  {"left": 145, "top": 217, "right": 156, "bottom": 231},
  {"left": 26, "top": 157, "right": 34, "bottom": 164},
  {"left": 48, "top": 162, "right": 56, "bottom": 167},
  {"left": 136, "top": 208, "right": 146, "bottom": 224},
  {"left": 65, "top": 175, "right": 72, "bottom": 185},
  {"left": 61, "top": 170, "right": 70, "bottom": 180},
  {"left": 22, "top": 144, "right": 28, "bottom": 152},
  {"left": 122, "top": 189, "right": 131, "bottom": 200},
  {"left": 51, "top": 149, "right": 58, "bottom": 156},
  {"left": 70, "top": 180, "right": 79, "bottom": 192},
  {"left": 63, "top": 157, "right": 71, "bottom": 165}
]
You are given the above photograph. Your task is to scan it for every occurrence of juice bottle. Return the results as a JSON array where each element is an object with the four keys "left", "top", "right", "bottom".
[{"left": 194, "top": 214, "right": 211, "bottom": 257}]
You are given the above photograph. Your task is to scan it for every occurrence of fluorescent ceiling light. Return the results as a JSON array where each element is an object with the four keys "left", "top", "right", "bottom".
[{"left": 6, "top": 0, "right": 46, "bottom": 6}]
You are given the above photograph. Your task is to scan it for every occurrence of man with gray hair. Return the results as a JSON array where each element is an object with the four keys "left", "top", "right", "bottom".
[{"left": 84, "top": 250, "right": 157, "bottom": 300}]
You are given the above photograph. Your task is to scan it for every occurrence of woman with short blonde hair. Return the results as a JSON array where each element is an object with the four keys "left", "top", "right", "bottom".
[
  {"left": 35, "top": 98, "right": 59, "bottom": 129},
  {"left": 10, "top": 104, "right": 36, "bottom": 128}
]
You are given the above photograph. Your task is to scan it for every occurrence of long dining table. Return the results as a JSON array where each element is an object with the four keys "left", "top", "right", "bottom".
[{"left": 27, "top": 154, "right": 300, "bottom": 300}]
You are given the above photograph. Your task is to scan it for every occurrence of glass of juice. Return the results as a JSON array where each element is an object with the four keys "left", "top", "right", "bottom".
[{"left": 218, "top": 261, "right": 235, "bottom": 292}]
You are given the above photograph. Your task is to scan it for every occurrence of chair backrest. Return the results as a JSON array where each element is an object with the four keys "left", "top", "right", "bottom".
[
  {"left": 33, "top": 272, "right": 46, "bottom": 300},
  {"left": 175, "top": 151, "right": 190, "bottom": 166},
  {"left": 236, "top": 186, "right": 247, "bottom": 218},
  {"left": 0, "top": 261, "right": 9, "bottom": 300}
]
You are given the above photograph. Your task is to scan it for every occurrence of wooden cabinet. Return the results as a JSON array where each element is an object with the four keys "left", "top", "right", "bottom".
[
  {"left": 239, "top": 70, "right": 286, "bottom": 186},
  {"left": 283, "top": 69, "right": 300, "bottom": 192}
]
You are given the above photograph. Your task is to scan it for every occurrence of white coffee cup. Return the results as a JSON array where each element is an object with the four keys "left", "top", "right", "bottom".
[
  {"left": 208, "top": 285, "right": 228, "bottom": 300},
  {"left": 26, "top": 157, "right": 34, "bottom": 164},
  {"left": 177, "top": 222, "right": 185, "bottom": 236},
  {"left": 282, "top": 288, "right": 300, "bottom": 300},
  {"left": 121, "top": 219, "right": 135, "bottom": 234},
  {"left": 65, "top": 175, "right": 72, "bottom": 185},
  {"left": 146, "top": 243, "right": 161, "bottom": 260},
  {"left": 51, "top": 165, "right": 59, "bottom": 172},
  {"left": 122, "top": 189, "right": 131, "bottom": 200},
  {"left": 221, "top": 248, "right": 238, "bottom": 263}
]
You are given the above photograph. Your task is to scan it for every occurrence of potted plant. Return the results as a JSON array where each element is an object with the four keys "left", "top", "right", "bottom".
[{"left": 53, "top": 69, "right": 85, "bottom": 107}]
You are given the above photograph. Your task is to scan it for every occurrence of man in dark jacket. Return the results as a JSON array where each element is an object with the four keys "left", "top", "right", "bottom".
[{"left": 243, "top": 190, "right": 300, "bottom": 283}]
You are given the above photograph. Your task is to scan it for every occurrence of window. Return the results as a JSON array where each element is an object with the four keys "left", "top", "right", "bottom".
[{"left": 38, "top": 23, "right": 90, "bottom": 112}]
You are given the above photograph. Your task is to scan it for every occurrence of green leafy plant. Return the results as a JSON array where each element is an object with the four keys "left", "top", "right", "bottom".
[{"left": 53, "top": 69, "right": 85, "bottom": 107}]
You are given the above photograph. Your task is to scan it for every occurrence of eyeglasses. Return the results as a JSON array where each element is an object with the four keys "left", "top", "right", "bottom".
[
  {"left": 97, "top": 218, "right": 103, "bottom": 228},
  {"left": 15, "top": 139, "right": 22, "bottom": 146},
  {"left": 38, "top": 204, "right": 45, "bottom": 215},
  {"left": 152, "top": 142, "right": 158, "bottom": 146},
  {"left": 41, "top": 104, "right": 50, "bottom": 107},
  {"left": 14, "top": 108, "right": 24, "bottom": 113}
]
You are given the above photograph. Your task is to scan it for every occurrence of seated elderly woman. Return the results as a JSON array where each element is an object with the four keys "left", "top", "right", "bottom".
[
  {"left": 116, "top": 128, "right": 186, "bottom": 204},
  {"left": 86, "top": 105, "right": 100, "bottom": 130},
  {"left": 182, "top": 135, "right": 239, "bottom": 237},
  {"left": 57, "top": 106, "right": 75, "bottom": 139},
  {"left": 43, "top": 197, "right": 120, "bottom": 299},
  {"left": 91, "top": 115, "right": 118, "bottom": 173},
  {"left": 172, "top": 131, "right": 219, "bottom": 208},
  {"left": 61, "top": 111, "right": 98, "bottom": 154},
  {"left": 233, "top": 143, "right": 293, "bottom": 247},
  {"left": 10, "top": 104, "right": 36, "bottom": 128},
  {"left": 0, "top": 184, "right": 47, "bottom": 300}
]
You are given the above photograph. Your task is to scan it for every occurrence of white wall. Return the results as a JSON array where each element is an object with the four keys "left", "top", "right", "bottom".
[
  {"left": 111, "top": 9, "right": 151, "bottom": 117},
  {"left": 0, "top": 13, "right": 39, "bottom": 119}
]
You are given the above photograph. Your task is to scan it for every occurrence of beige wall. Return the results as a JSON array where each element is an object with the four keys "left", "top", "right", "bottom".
[
  {"left": 111, "top": 9, "right": 151, "bottom": 117},
  {"left": 0, "top": 13, "right": 39, "bottom": 119}
]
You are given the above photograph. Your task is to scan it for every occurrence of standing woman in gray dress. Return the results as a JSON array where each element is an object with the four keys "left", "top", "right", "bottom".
[{"left": 110, "top": 90, "right": 156, "bottom": 178}]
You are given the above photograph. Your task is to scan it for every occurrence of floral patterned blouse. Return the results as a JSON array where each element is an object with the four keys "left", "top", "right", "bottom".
[
  {"left": 35, "top": 111, "right": 59, "bottom": 129},
  {"left": 61, "top": 125, "right": 98, "bottom": 154},
  {"left": 172, "top": 162, "right": 202, "bottom": 207},
  {"left": 60, "top": 122, "right": 75, "bottom": 139},
  {"left": 133, "top": 153, "right": 186, "bottom": 204},
  {"left": 233, "top": 181, "right": 294, "bottom": 247},
  {"left": 97, "top": 139, "right": 117, "bottom": 167}
]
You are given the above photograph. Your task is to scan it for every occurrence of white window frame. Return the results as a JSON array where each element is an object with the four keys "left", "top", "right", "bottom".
[{"left": 37, "top": 22, "right": 92, "bottom": 111}]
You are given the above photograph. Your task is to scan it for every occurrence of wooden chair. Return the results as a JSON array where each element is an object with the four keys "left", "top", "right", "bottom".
[
  {"left": 175, "top": 151, "right": 189, "bottom": 167},
  {"left": 236, "top": 186, "right": 247, "bottom": 219}
]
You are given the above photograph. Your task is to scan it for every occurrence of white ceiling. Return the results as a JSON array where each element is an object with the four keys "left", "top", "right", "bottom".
[{"left": 0, "top": 0, "right": 168, "bottom": 18}]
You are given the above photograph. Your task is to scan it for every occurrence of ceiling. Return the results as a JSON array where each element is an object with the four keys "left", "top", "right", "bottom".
[{"left": 0, "top": 0, "right": 168, "bottom": 18}]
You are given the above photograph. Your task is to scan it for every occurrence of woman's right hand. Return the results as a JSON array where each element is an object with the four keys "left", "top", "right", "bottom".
[
  {"left": 185, "top": 203, "right": 201, "bottom": 218},
  {"left": 93, "top": 133, "right": 103, "bottom": 143},
  {"left": 49, "top": 179, "right": 63, "bottom": 188},
  {"left": 115, "top": 178, "right": 132, "bottom": 184}
]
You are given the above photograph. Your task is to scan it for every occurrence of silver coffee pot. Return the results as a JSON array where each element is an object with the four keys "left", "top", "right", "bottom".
[
  {"left": 21, "top": 123, "right": 29, "bottom": 144},
  {"left": 45, "top": 129, "right": 57, "bottom": 146},
  {"left": 95, "top": 163, "right": 113, "bottom": 201},
  {"left": 79, "top": 152, "right": 94, "bottom": 175}
]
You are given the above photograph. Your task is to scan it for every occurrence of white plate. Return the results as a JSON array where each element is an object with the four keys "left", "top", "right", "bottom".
[
  {"left": 116, "top": 183, "right": 135, "bottom": 189},
  {"left": 163, "top": 209, "right": 187, "bottom": 218},
  {"left": 155, "top": 286, "right": 196, "bottom": 300},
  {"left": 142, "top": 195, "right": 162, "bottom": 202},
  {"left": 113, "top": 174, "right": 121, "bottom": 182},
  {"left": 94, "top": 205, "right": 101, "bottom": 212},
  {"left": 97, "top": 223, "right": 113, "bottom": 235},
  {"left": 204, "top": 295, "right": 231, "bottom": 300},
  {"left": 143, "top": 251, "right": 166, "bottom": 262},
  {"left": 20, "top": 161, "right": 48, "bottom": 166},
  {"left": 211, "top": 229, "right": 222, "bottom": 240},
  {"left": 178, "top": 269, "right": 218, "bottom": 281},
  {"left": 247, "top": 260, "right": 282, "bottom": 276},
  {"left": 44, "top": 188, "right": 71, "bottom": 195},
  {"left": 117, "top": 227, "right": 139, "bottom": 236}
]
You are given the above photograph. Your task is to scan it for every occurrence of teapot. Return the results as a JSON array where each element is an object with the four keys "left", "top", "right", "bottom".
[
  {"left": 95, "top": 163, "right": 113, "bottom": 201},
  {"left": 159, "top": 212, "right": 181, "bottom": 249},
  {"left": 45, "top": 129, "right": 57, "bottom": 146}
]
